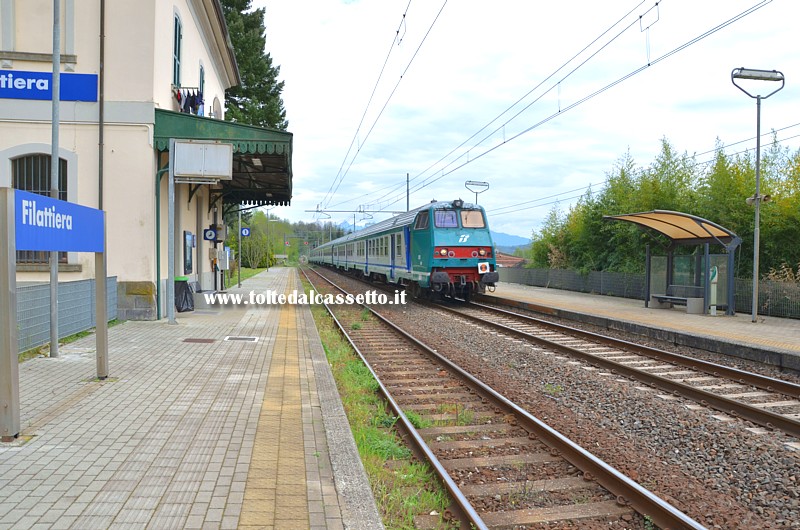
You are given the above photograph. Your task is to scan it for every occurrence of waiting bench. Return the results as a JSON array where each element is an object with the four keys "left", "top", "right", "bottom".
[{"left": 651, "top": 285, "right": 705, "bottom": 314}]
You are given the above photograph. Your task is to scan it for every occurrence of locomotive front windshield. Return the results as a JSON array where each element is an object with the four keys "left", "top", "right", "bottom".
[
  {"left": 461, "top": 209, "right": 485, "bottom": 228},
  {"left": 434, "top": 210, "right": 458, "bottom": 228},
  {"left": 433, "top": 208, "right": 486, "bottom": 228}
]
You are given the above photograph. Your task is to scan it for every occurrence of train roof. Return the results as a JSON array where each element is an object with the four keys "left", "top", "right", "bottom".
[{"left": 314, "top": 200, "right": 483, "bottom": 250}]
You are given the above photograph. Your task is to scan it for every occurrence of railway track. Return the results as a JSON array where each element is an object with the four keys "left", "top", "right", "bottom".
[
  {"left": 302, "top": 267, "right": 705, "bottom": 529},
  {"left": 425, "top": 299, "right": 800, "bottom": 440}
]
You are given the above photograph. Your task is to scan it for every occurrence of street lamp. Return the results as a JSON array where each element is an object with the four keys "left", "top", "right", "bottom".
[{"left": 731, "top": 67, "right": 785, "bottom": 323}]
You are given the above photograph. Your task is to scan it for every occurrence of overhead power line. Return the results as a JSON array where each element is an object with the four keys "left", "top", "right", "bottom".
[
  {"left": 369, "top": 0, "right": 774, "bottom": 214},
  {"left": 491, "top": 123, "right": 800, "bottom": 218},
  {"left": 317, "top": 1, "right": 412, "bottom": 218},
  {"left": 360, "top": 0, "right": 649, "bottom": 212},
  {"left": 321, "top": 1, "right": 449, "bottom": 212}
]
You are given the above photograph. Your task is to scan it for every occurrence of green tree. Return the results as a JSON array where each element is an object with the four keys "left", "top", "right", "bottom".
[{"left": 220, "top": 0, "right": 288, "bottom": 129}]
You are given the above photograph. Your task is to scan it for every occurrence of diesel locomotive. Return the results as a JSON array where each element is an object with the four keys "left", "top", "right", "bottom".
[{"left": 309, "top": 199, "right": 499, "bottom": 300}]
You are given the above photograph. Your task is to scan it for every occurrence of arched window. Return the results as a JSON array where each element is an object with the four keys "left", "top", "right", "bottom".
[{"left": 13, "top": 154, "right": 67, "bottom": 263}]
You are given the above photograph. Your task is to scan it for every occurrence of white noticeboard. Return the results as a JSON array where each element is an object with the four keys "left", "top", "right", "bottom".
[{"left": 173, "top": 140, "right": 233, "bottom": 180}]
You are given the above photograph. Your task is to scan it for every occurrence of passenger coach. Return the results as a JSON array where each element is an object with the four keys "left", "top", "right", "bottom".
[{"left": 310, "top": 199, "right": 499, "bottom": 300}]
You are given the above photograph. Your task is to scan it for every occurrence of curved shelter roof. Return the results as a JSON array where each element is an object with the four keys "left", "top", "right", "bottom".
[{"left": 603, "top": 210, "right": 741, "bottom": 248}]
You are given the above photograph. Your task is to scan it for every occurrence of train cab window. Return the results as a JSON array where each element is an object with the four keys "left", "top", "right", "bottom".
[
  {"left": 434, "top": 209, "right": 458, "bottom": 228},
  {"left": 414, "top": 211, "right": 429, "bottom": 230},
  {"left": 461, "top": 210, "right": 485, "bottom": 228}
]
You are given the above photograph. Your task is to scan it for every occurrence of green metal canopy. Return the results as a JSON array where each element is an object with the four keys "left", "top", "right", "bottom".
[{"left": 154, "top": 109, "right": 293, "bottom": 207}]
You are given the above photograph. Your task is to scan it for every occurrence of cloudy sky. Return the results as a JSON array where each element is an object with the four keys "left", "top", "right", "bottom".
[{"left": 254, "top": 0, "right": 798, "bottom": 239}]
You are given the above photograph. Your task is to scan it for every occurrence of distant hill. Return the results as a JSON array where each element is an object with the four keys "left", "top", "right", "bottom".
[{"left": 491, "top": 231, "right": 530, "bottom": 253}]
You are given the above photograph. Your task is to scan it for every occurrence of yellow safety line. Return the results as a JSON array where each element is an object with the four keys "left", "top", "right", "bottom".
[{"left": 240, "top": 275, "right": 308, "bottom": 529}]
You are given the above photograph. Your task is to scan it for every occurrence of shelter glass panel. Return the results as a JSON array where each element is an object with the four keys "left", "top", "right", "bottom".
[{"left": 649, "top": 256, "right": 668, "bottom": 294}]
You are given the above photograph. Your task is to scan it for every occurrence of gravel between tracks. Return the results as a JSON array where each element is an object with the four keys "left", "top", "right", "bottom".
[{"left": 319, "top": 271, "right": 800, "bottom": 529}]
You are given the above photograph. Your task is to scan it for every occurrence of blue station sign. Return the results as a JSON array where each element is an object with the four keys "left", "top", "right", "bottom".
[
  {"left": 0, "top": 70, "right": 98, "bottom": 102},
  {"left": 15, "top": 190, "right": 104, "bottom": 252}
]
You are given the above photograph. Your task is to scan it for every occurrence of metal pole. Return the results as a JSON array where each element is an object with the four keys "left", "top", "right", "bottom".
[
  {"left": 266, "top": 215, "right": 270, "bottom": 272},
  {"left": 95, "top": 217, "right": 108, "bottom": 380},
  {"left": 1, "top": 188, "right": 20, "bottom": 440},
  {"left": 237, "top": 208, "right": 242, "bottom": 288},
  {"left": 167, "top": 139, "right": 176, "bottom": 324},
  {"left": 406, "top": 172, "right": 409, "bottom": 212},
  {"left": 49, "top": 0, "right": 61, "bottom": 357},
  {"left": 154, "top": 166, "right": 168, "bottom": 320},
  {"left": 751, "top": 96, "right": 762, "bottom": 323}
]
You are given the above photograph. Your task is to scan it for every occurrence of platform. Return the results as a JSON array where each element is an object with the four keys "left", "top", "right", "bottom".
[
  {"left": 485, "top": 282, "right": 800, "bottom": 372},
  {"left": 0, "top": 268, "right": 383, "bottom": 530}
]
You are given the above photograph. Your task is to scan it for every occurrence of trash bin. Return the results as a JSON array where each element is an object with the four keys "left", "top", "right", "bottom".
[{"left": 175, "top": 276, "right": 194, "bottom": 312}]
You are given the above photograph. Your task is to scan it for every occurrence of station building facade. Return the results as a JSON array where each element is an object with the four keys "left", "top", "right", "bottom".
[{"left": 0, "top": 0, "right": 293, "bottom": 320}]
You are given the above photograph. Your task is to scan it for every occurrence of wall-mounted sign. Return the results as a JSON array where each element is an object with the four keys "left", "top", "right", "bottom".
[
  {"left": 0, "top": 70, "right": 98, "bottom": 102},
  {"left": 173, "top": 140, "right": 233, "bottom": 181},
  {"left": 14, "top": 190, "right": 104, "bottom": 252}
]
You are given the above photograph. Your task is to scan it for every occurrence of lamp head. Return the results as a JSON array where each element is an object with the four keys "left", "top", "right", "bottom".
[
  {"left": 732, "top": 68, "right": 784, "bottom": 82},
  {"left": 731, "top": 67, "right": 785, "bottom": 99}
]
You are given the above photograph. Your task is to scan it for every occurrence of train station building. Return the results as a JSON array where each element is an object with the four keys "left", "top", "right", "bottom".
[{"left": 0, "top": 0, "right": 293, "bottom": 322}]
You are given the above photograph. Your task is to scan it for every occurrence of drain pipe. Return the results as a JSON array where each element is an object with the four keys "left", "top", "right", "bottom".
[{"left": 155, "top": 166, "right": 169, "bottom": 320}]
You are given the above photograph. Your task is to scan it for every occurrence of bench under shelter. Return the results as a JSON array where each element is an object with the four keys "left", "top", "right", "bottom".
[{"left": 604, "top": 210, "right": 742, "bottom": 316}]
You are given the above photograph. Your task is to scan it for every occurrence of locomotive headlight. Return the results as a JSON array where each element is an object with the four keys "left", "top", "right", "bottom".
[
  {"left": 478, "top": 248, "right": 486, "bottom": 256},
  {"left": 439, "top": 248, "right": 448, "bottom": 256}
]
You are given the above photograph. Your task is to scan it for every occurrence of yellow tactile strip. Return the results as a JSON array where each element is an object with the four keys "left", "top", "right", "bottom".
[{"left": 239, "top": 295, "right": 309, "bottom": 529}]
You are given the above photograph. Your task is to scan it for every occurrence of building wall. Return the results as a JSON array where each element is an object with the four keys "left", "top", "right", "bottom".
[
  {"left": 0, "top": 0, "right": 238, "bottom": 320},
  {"left": 154, "top": 0, "right": 230, "bottom": 118}
]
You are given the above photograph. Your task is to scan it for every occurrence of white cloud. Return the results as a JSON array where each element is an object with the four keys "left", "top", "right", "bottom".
[{"left": 257, "top": 0, "right": 799, "bottom": 238}]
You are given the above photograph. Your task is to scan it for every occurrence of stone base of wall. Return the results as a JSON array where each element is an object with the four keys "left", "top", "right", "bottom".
[{"left": 117, "top": 281, "right": 157, "bottom": 321}]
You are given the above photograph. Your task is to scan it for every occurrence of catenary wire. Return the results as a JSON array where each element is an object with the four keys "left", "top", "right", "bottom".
[
  {"left": 324, "top": 1, "right": 448, "bottom": 211},
  {"left": 317, "top": 1, "right": 412, "bottom": 217},
  {"left": 357, "top": 0, "right": 649, "bottom": 211},
  {"left": 370, "top": 0, "right": 773, "bottom": 213}
]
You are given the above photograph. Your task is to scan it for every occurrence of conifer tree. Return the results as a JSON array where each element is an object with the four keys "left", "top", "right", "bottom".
[{"left": 220, "top": 0, "right": 288, "bottom": 130}]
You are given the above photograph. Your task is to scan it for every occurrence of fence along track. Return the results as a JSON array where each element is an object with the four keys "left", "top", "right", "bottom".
[
  {"left": 438, "top": 299, "right": 800, "bottom": 439},
  {"left": 302, "top": 267, "right": 705, "bottom": 529}
]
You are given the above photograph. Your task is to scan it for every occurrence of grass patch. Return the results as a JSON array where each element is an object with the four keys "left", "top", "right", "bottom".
[
  {"left": 225, "top": 267, "right": 267, "bottom": 284},
  {"left": 300, "top": 276, "right": 454, "bottom": 529},
  {"left": 404, "top": 409, "right": 432, "bottom": 430},
  {"left": 543, "top": 383, "right": 563, "bottom": 396}
]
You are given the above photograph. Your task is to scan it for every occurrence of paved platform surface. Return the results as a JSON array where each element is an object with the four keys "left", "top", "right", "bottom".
[
  {"left": 486, "top": 282, "right": 800, "bottom": 370},
  {"left": 0, "top": 267, "right": 383, "bottom": 530}
]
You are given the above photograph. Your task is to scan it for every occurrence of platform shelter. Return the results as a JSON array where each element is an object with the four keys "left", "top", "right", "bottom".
[{"left": 604, "top": 210, "right": 742, "bottom": 316}]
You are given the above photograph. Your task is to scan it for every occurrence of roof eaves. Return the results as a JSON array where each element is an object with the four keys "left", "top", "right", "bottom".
[{"left": 210, "top": 0, "right": 241, "bottom": 87}]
